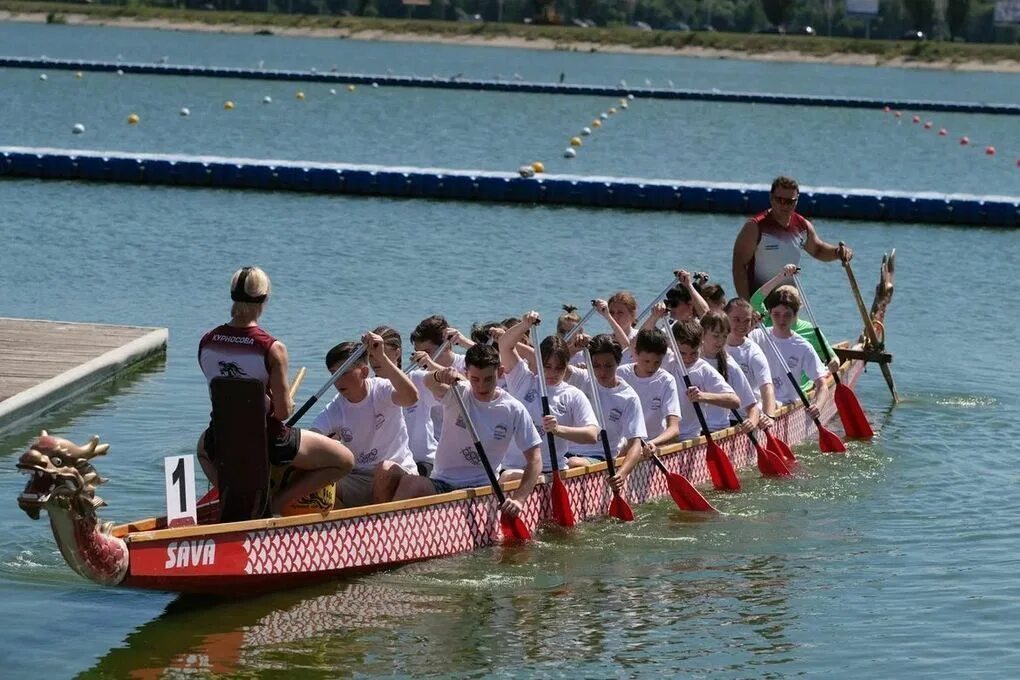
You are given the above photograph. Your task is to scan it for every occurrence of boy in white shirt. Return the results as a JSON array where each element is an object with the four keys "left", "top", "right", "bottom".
[
  {"left": 724, "top": 297, "right": 778, "bottom": 431},
  {"left": 497, "top": 312, "right": 599, "bottom": 478},
  {"left": 371, "top": 326, "right": 437, "bottom": 478},
  {"left": 663, "top": 320, "right": 741, "bottom": 440},
  {"left": 564, "top": 334, "right": 646, "bottom": 486},
  {"left": 617, "top": 328, "right": 681, "bottom": 462},
  {"left": 409, "top": 314, "right": 473, "bottom": 438},
  {"left": 749, "top": 287, "right": 830, "bottom": 419},
  {"left": 311, "top": 332, "right": 419, "bottom": 508},
  {"left": 393, "top": 344, "right": 543, "bottom": 522}
]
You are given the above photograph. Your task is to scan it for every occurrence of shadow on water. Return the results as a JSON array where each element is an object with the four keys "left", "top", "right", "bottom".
[{"left": 0, "top": 354, "right": 166, "bottom": 454}]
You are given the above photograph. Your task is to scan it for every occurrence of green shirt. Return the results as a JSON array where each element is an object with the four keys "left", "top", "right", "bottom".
[{"left": 750, "top": 288, "right": 836, "bottom": 391}]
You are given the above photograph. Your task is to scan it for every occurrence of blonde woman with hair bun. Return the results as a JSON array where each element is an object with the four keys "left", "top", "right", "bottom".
[{"left": 197, "top": 266, "right": 355, "bottom": 516}]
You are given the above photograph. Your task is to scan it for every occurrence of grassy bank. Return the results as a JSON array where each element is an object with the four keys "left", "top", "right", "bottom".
[{"left": 3, "top": 0, "right": 1020, "bottom": 66}]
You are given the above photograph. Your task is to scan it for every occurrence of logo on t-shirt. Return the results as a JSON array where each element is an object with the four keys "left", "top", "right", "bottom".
[
  {"left": 339, "top": 427, "right": 354, "bottom": 443},
  {"left": 650, "top": 397, "right": 662, "bottom": 411},
  {"left": 405, "top": 405, "right": 417, "bottom": 415},
  {"left": 493, "top": 424, "right": 508, "bottom": 441},
  {"left": 356, "top": 448, "right": 378, "bottom": 465},
  {"left": 460, "top": 446, "right": 480, "bottom": 465},
  {"left": 608, "top": 407, "right": 623, "bottom": 422},
  {"left": 455, "top": 414, "right": 466, "bottom": 429},
  {"left": 374, "top": 413, "right": 385, "bottom": 430},
  {"left": 524, "top": 388, "right": 538, "bottom": 403},
  {"left": 218, "top": 361, "right": 248, "bottom": 378}
]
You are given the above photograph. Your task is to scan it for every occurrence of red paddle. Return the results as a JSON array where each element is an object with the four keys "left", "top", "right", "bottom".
[
  {"left": 451, "top": 384, "right": 530, "bottom": 542},
  {"left": 764, "top": 429, "right": 797, "bottom": 464},
  {"left": 758, "top": 324, "right": 846, "bottom": 454},
  {"left": 663, "top": 321, "right": 741, "bottom": 491},
  {"left": 582, "top": 347, "right": 634, "bottom": 521},
  {"left": 731, "top": 411, "right": 791, "bottom": 477},
  {"left": 647, "top": 446, "right": 719, "bottom": 512},
  {"left": 531, "top": 325, "right": 575, "bottom": 527},
  {"left": 793, "top": 276, "right": 874, "bottom": 439}
]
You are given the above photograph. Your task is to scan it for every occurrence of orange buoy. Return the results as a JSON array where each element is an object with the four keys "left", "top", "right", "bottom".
[
  {"left": 923, "top": 121, "right": 932, "bottom": 129},
  {"left": 938, "top": 128, "right": 947, "bottom": 136},
  {"left": 985, "top": 146, "right": 996, "bottom": 156},
  {"left": 883, "top": 105, "right": 890, "bottom": 112},
  {"left": 912, "top": 115, "right": 920, "bottom": 123},
  {"left": 960, "top": 136, "right": 970, "bottom": 145},
  {"left": 894, "top": 111, "right": 902, "bottom": 118}
]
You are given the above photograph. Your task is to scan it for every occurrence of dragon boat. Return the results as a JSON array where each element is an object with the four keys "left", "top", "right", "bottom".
[{"left": 15, "top": 256, "right": 896, "bottom": 597}]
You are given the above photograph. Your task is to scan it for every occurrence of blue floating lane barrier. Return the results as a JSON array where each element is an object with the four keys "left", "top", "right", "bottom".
[
  {"left": 4, "top": 56, "right": 1020, "bottom": 115},
  {"left": 0, "top": 146, "right": 1016, "bottom": 227}
]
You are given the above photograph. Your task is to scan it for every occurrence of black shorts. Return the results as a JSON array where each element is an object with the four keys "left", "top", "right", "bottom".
[
  {"left": 416, "top": 461, "right": 434, "bottom": 478},
  {"left": 203, "top": 424, "right": 301, "bottom": 467}
]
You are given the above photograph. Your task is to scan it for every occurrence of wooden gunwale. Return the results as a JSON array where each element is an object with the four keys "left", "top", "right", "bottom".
[{"left": 117, "top": 342, "right": 853, "bottom": 545}]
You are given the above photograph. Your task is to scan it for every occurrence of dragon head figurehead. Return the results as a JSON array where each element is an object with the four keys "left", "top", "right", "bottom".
[{"left": 17, "top": 431, "right": 110, "bottom": 520}]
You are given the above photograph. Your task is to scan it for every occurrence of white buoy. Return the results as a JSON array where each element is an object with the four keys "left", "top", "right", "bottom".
[
  {"left": 116, "top": 69, "right": 124, "bottom": 76},
  {"left": 39, "top": 73, "right": 47, "bottom": 81},
  {"left": 329, "top": 88, "right": 337, "bottom": 95},
  {"left": 372, "top": 82, "right": 379, "bottom": 88},
  {"left": 621, "top": 101, "right": 628, "bottom": 109},
  {"left": 310, "top": 66, "right": 317, "bottom": 73},
  {"left": 518, "top": 165, "right": 536, "bottom": 178},
  {"left": 263, "top": 96, "right": 272, "bottom": 104},
  {"left": 179, "top": 107, "right": 190, "bottom": 116},
  {"left": 627, "top": 94, "right": 634, "bottom": 100},
  {"left": 581, "top": 127, "right": 592, "bottom": 136},
  {"left": 71, "top": 123, "right": 85, "bottom": 134},
  {"left": 563, "top": 148, "right": 577, "bottom": 158},
  {"left": 600, "top": 113, "right": 608, "bottom": 120}
]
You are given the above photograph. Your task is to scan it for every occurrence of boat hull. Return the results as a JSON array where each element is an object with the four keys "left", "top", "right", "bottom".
[{"left": 117, "top": 357, "right": 864, "bottom": 596}]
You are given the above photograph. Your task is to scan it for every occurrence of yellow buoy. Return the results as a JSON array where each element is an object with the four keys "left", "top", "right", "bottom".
[
  {"left": 75, "top": 71, "right": 83, "bottom": 80},
  {"left": 608, "top": 107, "right": 617, "bottom": 115},
  {"left": 223, "top": 100, "right": 235, "bottom": 110},
  {"left": 127, "top": 113, "right": 140, "bottom": 125},
  {"left": 347, "top": 84, "right": 356, "bottom": 92},
  {"left": 592, "top": 119, "right": 602, "bottom": 128},
  {"left": 531, "top": 161, "right": 545, "bottom": 173},
  {"left": 570, "top": 136, "right": 582, "bottom": 147},
  {"left": 295, "top": 91, "right": 305, "bottom": 100}
]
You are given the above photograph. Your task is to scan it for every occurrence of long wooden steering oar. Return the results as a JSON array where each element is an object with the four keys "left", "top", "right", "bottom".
[
  {"left": 793, "top": 275, "right": 874, "bottom": 439},
  {"left": 662, "top": 320, "right": 741, "bottom": 491},
  {"left": 287, "top": 344, "right": 366, "bottom": 427},
  {"left": 644, "top": 442, "right": 719, "bottom": 513},
  {"left": 844, "top": 256, "right": 899, "bottom": 402},
  {"left": 530, "top": 324, "right": 575, "bottom": 527},
  {"left": 757, "top": 324, "right": 846, "bottom": 453},
  {"left": 731, "top": 410, "right": 791, "bottom": 477},
  {"left": 582, "top": 346, "right": 634, "bottom": 521},
  {"left": 451, "top": 382, "right": 530, "bottom": 542}
]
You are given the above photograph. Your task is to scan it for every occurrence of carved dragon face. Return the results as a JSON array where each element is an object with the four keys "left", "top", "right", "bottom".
[{"left": 16, "top": 431, "right": 109, "bottom": 520}]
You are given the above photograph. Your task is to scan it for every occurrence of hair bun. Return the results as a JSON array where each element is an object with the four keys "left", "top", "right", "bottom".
[{"left": 561, "top": 304, "right": 578, "bottom": 314}]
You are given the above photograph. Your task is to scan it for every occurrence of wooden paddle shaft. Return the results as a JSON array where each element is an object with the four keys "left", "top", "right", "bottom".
[{"left": 844, "top": 260, "right": 899, "bottom": 402}]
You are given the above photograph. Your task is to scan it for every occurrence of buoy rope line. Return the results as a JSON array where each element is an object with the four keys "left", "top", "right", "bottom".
[{"left": 881, "top": 105, "right": 1019, "bottom": 169}]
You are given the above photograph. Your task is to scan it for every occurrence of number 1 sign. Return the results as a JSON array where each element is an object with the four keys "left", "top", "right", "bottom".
[{"left": 164, "top": 455, "right": 197, "bottom": 528}]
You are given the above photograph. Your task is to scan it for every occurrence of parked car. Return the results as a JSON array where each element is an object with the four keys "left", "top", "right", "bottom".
[
  {"left": 901, "top": 29, "right": 926, "bottom": 40},
  {"left": 633, "top": 21, "right": 652, "bottom": 31}
]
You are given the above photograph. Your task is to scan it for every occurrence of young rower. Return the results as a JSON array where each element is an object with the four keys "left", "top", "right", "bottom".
[
  {"left": 557, "top": 305, "right": 587, "bottom": 367},
  {"left": 699, "top": 282, "right": 727, "bottom": 314},
  {"left": 392, "top": 344, "right": 543, "bottom": 520},
  {"left": 664, "top": 320, "right": 741, "bottom": 440},
  {"left": 615, "top": 327, "right": 681, "bottom": 470},
  {"left": 607, "top": 291, "right": 639, "bottom": 364},
  {"left": 750, "top": 287, "right": 831, "bottom": 419},
  {"left": 640, "top": 270, "right": 708, "bottom": 331},
  {"left": 497, "top": 312, "right": 599, "bottom": 478},
  {"left": 700, "top": 311, "right": 761, "bottom": 432},
  {"left": 372, "top": 326, "right": 437, "bottom": 478},
  {"left": 197, "top": 266, "right": 354, "bottom": 516},
  {"left": 563, "top": 334, "right": 647, "bottom": 469},
  {"left": 751, "top": 264, "right": 839, "bottom": 372},
  {"left": 409, "top": 315, "right": 474, "bottom": 438},
  {"left": 724, "top": 297, "right": 778, "bottom": 431},
  {"left": 310, "top": 332, "right": 419, "bottom": 507}
]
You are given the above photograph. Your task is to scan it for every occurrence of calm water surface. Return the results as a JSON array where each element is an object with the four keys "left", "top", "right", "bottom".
[{"left": 1, "top": 23, "right": 1019, "bottom": 679}]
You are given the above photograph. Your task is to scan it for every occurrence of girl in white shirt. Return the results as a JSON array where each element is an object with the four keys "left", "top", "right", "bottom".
[
  {"left": 701, "top": 311, "right": 761, "bottom": 433},
  {"left": 724, "top": 297, "right": 778, "bottom": 431},
  {"left": 665, "top": 320, "right": 741, "bottom": 440}
]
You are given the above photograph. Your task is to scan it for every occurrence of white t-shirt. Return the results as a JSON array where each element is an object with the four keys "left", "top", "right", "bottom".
[
  {"left": 566, "top": 369, "right": 647, "bottom": 459},
  {"left": 662, "top": 355, "right": 737, "bottom": 439},
  {"left": 617, "top": 363, "right": 681, "bottom": 440},
  {"left": 620, "top": 327, "right": 638, "bottom": 366},
  {"left": 750, "top": 328, "right": 827, "bottom": 405},
  {"left": 725, "top": 338, "right": 773, "bottom": 406},
  {"left": 502, "top": 361, "right": 598, "bottom": 472},
  {"left": 431, "top": 386, "right": 542, "bottom": 489},
  {"left": 431, "top": 352, "right": 468, "bottom": 439},
  {"left": 404, "top": 369, "right": 437, "bottom": 465},
  {"left": 311, "top": 377, "right": 417, "bottom": 474}
]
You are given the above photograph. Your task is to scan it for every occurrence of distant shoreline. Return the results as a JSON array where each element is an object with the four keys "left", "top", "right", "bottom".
[{"left": 3, "top": 6, "right": 1020, "bottom": 74}]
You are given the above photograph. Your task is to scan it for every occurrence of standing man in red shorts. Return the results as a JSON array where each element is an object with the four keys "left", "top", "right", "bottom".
[{"left": 732, "top": 176, "right": 854, "bottom": 300}]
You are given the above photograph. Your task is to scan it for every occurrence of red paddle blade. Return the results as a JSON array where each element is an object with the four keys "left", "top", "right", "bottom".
[
  {"left": 608, "top": 493, "right": 635, "bottom": 522},
  {"left": 550, "top": 474, "right": 576, "bottom": 527},
  {"left": 755, "top": 443, "right": 792, "bottom": 477},
  {"left": 500, "top": 514, "right": 531, "bottom": 542},
  {"left": 817, "top": 424, "right": 847, "bottom": 453},
  {"left": 706, "top": 442, "right": 741, "bottom": 491},
  {"left": 835, "top": 383, "right": 875, "bottom": 439},
  {"left": 197, "top": 488, "right": 219, "bottom": 505},
  {"left": 766, "top": 431, "right": 797, "bottom": 464},
  {"left": 665, "top": 472, "right": 719, "bottom": 513}
]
